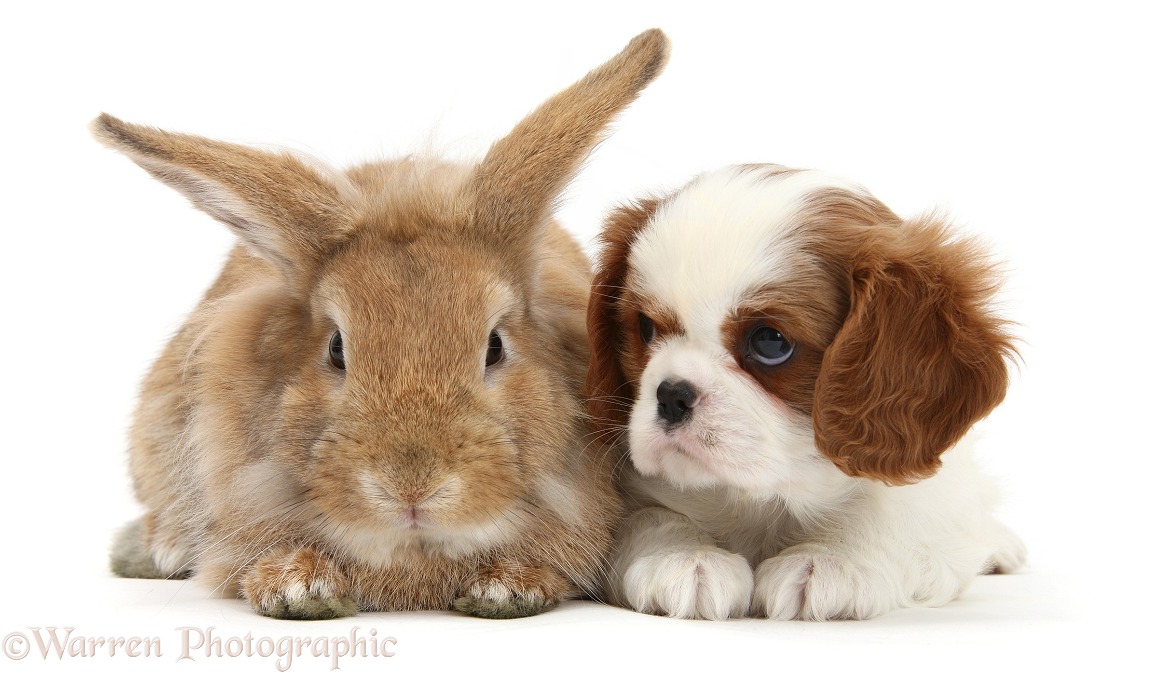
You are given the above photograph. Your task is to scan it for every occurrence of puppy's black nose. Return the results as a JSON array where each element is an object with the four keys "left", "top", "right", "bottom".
[{"left": 657, "top": 379, "right": 698, "bottom": 426}]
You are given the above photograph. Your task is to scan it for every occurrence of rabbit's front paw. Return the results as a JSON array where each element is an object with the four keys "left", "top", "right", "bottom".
[
  {"left": 243, "top": 546, "right": 357, "bottom": 620},
  {"left": 622, "top": 546, "right": 753, "bottom": 620},
  {"left": 752, "top": 543, "right": 889, "bottom": 620},
  {"left": 454, "top": 560, "right": 571, "bottom": 619}
]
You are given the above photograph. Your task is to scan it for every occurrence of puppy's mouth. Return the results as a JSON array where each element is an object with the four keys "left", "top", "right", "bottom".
[
  {"left": 659, "top": 435, "right": 706, "bottom": 464},
  {"left": 627, "top": 385, "right": 735, "bottom": 487},
  {"left": 657, "top": 410, "right": 719, "bottom": 447},
  {"left": 639, "top": 423, "right": 717, "bottom": 470}
]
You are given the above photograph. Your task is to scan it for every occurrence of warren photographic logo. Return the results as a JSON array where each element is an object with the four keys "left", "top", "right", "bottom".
[{"left": 4, "top": 626, "right": 396, "bottom": 671}]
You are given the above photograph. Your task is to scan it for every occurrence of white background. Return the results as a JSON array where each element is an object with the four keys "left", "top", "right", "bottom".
[{"left": 1, "top": 1, "right": 1160, "bottom": 673}]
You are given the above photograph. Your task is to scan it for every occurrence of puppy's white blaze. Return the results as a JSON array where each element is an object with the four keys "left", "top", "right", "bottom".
[{"left": 629, "top": 166, "right": 867, "bottom": 331}]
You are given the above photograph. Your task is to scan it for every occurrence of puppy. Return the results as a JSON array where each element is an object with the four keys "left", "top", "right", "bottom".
[{"left": 587, "top": 165, "right": 1026, "bottom": 620}]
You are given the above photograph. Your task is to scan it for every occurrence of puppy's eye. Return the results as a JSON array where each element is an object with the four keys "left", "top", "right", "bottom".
[
  {"left": 329, "top": 330, "right": 346, "bottom": 371},
  {"left": 747, "top": 326, "right": 794, "bottom": 366},
  {"left": 486, "top": 330, "right": 504, "bottom": 368},
  {"left": 639, "top": 313, "right": 656, "bottom": 344}
]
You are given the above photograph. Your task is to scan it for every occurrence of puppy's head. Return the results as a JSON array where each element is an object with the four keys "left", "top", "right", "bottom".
[{"left": 587, "top": 166, "right": 1013, "bottom": 493}]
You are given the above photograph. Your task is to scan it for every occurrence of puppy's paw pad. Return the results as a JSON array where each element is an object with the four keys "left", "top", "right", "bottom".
[
  {"left": 752, "top": 545, "right": 885, "bottom": 621},
  {"left": 624, "top": 547, "right": 753, "bottom": 620},
  {"left": 244, "top": 547, "right": 356, "bottom": 620}
]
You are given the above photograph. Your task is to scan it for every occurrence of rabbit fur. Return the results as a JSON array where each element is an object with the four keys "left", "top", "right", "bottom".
[{"left": 95, "top": 29, "right": 670, "bottom": 620}]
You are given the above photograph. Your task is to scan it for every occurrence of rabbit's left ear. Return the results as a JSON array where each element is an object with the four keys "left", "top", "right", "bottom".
[
  {"left": 91, "top": 113, "right": 355, "bottom": 281},
  {"left": 469, "top": 29, "right": 669, "bottom": 270}
]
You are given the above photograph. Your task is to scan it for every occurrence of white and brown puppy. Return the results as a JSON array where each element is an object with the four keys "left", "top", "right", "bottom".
[{"left": 587, "top": 165, "right": 1026, "bottom": 620}]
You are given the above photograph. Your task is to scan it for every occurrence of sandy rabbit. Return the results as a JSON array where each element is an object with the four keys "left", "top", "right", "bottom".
[{"left": 95, "top": 29, "right": 669, "bottom": 620}]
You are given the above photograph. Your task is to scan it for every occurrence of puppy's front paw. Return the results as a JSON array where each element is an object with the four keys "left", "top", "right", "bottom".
[
  {"left": 243, "top": 547, "right": 357, "bottom": 620},
  {"left": 622, "top": 546, "right": 753, "bottom": 620},
  {"left": 986, "top": 525, "right": 1027, "bottom": 574},
  {"left": 752, "top": 544, "right": 889, "bottom": 621},
  {"left": 454, "top": 560, "right": 571, "bottom": 619}
]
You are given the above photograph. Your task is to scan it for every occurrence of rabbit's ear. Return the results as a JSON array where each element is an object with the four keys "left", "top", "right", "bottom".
[
  {"left": 91, "top": 114, "right": 355, "bottom": 279},
  {"left": 469, "top": 29, "right": 669, "bottom": 263}
]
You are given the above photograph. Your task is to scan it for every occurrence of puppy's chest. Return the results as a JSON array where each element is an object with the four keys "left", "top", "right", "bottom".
[
  {"left": 701, "top": 504, "right": 801, "bottom": 565},
  {"left": 626, "top": 475, "right": 804, "bottom": 565}
]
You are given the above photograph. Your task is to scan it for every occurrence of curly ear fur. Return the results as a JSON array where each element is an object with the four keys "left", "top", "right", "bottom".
[
  {"left": 813, "top": 215, "right": 1014, "bottom": 485},
  {"left": 585, "top": 199, "right": 660, "bottom": 440}
]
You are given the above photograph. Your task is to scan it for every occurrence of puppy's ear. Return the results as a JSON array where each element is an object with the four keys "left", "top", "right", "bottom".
[
  {"left": 586, "top": 198, "right": 660, "bottom": 439},
  {"left": 813, "top": 215, "right": 1014, "bottom": 485}
]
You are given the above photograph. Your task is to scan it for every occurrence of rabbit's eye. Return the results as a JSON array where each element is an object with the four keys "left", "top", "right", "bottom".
[
  {"left": 486, "top": 330, "right": 504, "bottom": 367},
  {"left": 329, "top": 331, "right": 346, "bottom": 370}
]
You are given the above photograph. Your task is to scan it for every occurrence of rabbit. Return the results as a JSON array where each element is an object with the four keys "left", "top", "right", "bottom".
[{"left": 94, "top": 29, "right": 670, "bottom": 620}]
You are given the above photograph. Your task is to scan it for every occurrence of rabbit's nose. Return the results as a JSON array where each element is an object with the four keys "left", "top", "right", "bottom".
[
  {"left": 395, "top": 479, "right": 459, "bottom": 529},
  {"left": 397, "top": 477, "right": 459, "bottom": 507}
]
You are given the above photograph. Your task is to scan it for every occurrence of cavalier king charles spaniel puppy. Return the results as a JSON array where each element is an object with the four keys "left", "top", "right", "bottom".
[{"left": 587, "top": 165, "right": 1025, "bottom": 620}]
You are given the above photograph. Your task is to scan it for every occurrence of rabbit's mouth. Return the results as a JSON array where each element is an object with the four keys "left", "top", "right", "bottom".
[
  {"left": 400, "top": 505, "right": 430, "bottom": 530},
  {"left": 317, "top": 499, "right": 529, "bottom": 565},
  {"left": 357, "top": 473, "right": 461, "bottom": 524}
]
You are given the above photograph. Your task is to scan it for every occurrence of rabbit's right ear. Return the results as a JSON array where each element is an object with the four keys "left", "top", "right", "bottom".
[
  {"left": 470, "top": 30, "right": 669, "bottom": 275},
  {"left": 91, "top": 114, "right": 355, "bottom": 279}
]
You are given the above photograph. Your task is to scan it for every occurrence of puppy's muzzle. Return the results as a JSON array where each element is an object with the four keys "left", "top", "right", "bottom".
[{"left": 656, "top": 379, "right": 699, "bottom": 426}]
